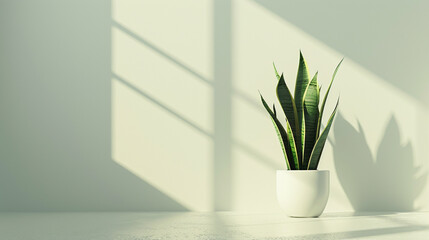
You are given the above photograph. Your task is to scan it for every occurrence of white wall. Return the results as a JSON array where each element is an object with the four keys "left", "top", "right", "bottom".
[{"left": 1, "top": 0, "right": 428, "bottom": 212}]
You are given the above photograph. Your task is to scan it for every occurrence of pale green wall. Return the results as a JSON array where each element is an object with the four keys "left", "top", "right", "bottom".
[
  {"left": 0, "top": 0, "right": 185, "bottom": 211},
  {"left": 1, "top": 0, "right": 428, "bottom": 212}
]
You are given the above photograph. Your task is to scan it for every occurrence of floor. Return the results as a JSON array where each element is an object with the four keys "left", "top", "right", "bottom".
[{"left": 0, "top": 212, "right": 428, "bottom": 239}]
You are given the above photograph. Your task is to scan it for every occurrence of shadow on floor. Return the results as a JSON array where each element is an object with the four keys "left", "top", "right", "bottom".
[{"left": 284, "top": 225, "right": 429, "bottom": 240}]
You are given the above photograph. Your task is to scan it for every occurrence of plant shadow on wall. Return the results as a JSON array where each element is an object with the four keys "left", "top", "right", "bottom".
[{"left": 332, "top": 113, "right": 427, "bottom": 211}]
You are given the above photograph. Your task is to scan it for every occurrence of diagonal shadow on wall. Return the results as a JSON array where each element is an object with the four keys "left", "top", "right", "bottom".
[
  {"left": 252, "top": 0, "right": 429, "bottom": 105},
  {"left": 112, "top": 0, "right": 278, "bottom": 210},
  {"left": 0, "top": 0, "right": 187, "bottom": 211}
]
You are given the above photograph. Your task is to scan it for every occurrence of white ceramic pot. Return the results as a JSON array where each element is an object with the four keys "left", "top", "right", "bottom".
[{"left": 277, "top": 170, "right": 329, "bottom": 217}]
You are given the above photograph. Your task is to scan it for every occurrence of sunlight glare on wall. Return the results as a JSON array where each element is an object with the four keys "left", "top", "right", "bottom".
[{"left": 111, "top": 0, "right": 214, "bottom": 211}]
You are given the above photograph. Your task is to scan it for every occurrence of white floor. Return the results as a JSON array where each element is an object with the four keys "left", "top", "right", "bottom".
[{"left": 0, "top": 212, "right": 428, "bottom": 239}]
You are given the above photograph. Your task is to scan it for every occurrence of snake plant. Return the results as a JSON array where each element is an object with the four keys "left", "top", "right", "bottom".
[{"left": 260, "top": 52, "right": 342, "bottom": 170}]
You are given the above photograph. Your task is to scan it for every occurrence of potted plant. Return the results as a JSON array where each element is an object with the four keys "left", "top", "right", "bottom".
[{"left": 259, "top": 51, "right": 343, "bottom": 217}]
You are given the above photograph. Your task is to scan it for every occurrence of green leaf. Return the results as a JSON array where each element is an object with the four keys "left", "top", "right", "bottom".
[
  {"left": 302, "top": 72, "right": 319, "bottom": 168},
  {"left": 317, "top": 58, "right": 343, "bottom": 139},
  {"left": 273, "top": 103, "right": 276, "bottom": 117},
  {"left": 307, "top": 99, "right": 339, "bottom": 170},
  {"left": 273, "top": 62, "right": 281, "bottom": 80},
  {"left": 294, "top": 51, "right": 310, "bottom": 160},
  {"left": 285, "top": 119, "right": 301, "bottom": 170},
  {"left": 276, "top": 73, "right": 301, "bottom": 161},
  {"left": 260, "top": 93, "right": 295, "bottom": 170}
]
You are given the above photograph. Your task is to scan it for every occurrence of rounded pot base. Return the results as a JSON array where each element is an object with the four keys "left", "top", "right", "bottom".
[{"left": 277, "top": 170, "right": 330, "bottom": 218}]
